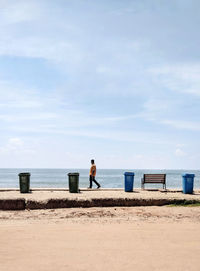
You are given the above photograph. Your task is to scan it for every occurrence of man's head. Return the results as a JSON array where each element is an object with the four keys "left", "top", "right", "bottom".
[{"left": 91, "top": 159, "right": 95, "bottom": 164}]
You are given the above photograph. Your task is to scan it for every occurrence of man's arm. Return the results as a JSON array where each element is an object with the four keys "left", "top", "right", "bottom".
[{"left": 91, "top": 165, "right": 95, "bottom": 176}]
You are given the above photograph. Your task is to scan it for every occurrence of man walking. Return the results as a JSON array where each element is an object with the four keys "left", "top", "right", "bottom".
[{"left": 88, "top": 159, "right": 101, "bottom": 189}]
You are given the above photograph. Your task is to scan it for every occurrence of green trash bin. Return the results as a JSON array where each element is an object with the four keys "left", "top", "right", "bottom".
[
  {"left": 18, "top": 173, "right": 30, "bottom": 193},
  {"left": 68, "top": 173, "right": 79, "bottom": 193}
]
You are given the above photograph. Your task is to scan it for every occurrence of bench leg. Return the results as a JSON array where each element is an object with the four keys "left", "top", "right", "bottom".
[{"left": 141, "top": 178, "right": 144, "bottom": 190}]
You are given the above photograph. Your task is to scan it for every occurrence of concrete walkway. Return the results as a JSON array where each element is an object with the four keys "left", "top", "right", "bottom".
[{"left": 0, "top": 188, "right": 200, "bottom": 210}]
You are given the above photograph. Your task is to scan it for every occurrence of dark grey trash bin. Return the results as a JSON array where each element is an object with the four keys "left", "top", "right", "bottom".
[
  {"left": 18, "top": 173, "right": 30, "bottom": 193},
  {"left": 68, "top": 173, "right": 79, "bottom": 193}
]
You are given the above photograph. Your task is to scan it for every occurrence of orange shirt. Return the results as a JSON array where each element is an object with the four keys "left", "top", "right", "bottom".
[{"left": 89, "top": 164, "right": 96, "bottom": 176}]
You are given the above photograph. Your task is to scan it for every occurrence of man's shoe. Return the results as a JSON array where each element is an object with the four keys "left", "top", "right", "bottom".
[
  {"left": 87, "top": 187, "right": 92, "bottom": 189},
  {"left": 97, "top": 185, "right": 101, "bottom": 189}
]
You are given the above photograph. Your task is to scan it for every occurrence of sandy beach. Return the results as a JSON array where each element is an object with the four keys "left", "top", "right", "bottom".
[{"left": 1, "top": 206, "right": 200, "bottom": 271}]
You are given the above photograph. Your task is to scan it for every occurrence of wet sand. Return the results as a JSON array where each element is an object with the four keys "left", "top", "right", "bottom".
[{"left": 0, "top": 206, "right": 200, "bottom": 271}]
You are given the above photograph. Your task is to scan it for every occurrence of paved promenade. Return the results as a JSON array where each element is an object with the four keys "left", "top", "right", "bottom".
[{"left": 0, "top": 188, "right": 200, "bottom": 210}]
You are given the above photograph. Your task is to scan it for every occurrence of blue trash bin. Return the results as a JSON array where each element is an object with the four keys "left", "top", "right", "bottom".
[
  {"left": 182, "top": 173, "right": 195, "bottom": 194},
  {"left": 124, "top": 172, "right": 135, "bottom": 192}
]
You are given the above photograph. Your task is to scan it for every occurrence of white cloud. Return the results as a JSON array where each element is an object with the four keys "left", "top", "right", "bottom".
[
  {"left": 176, "top": 143, "right": 185, "bottom": 148},
  {"left": 8, "top": 137, "right": 23, "bottom": 147},
  {"left": 0, "top": 0, "right": 146, "bottom": 80},
  {"left": 0, "top": 113, "right": 58, "bottom": 122},
  {"left": 0, "top": 137, "right": 34, "bottom": 155},
  {"left": 141, "top": 98, "right": 174, "bottom": 121},
  {"left": 96, "top": 66, "right": 113, "bottom": 74},
  {"left": 0, "top": 137, "right": 23, "bottom": 154},
  {"left": 175, "top": 148, "right": 186, "bottom": 157},
  {"left": 0, "top": 1, "right": 82, "bottom": 66},
  {"left": 0, "top": 36, "right": 80, "bottom": 64},
  {"left": 149, "top": 64, "right": 200, "bottom": 97},
  {"left": 161, "top": 120, "right": 200, "bottom": 131},
  {"left": 8, "top": 124, "right": 173, "bottom": 146},
  {"left": 0, "top": 80, "right": 44, "bottom": 108},
  {"left": 0, "top": 0, "right": 42, "bottom": 24}
]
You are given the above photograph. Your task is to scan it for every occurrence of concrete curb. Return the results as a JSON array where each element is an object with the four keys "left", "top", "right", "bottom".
[
  {"left": 25, "top": 198, "right": 200, "bottom": 210},
  {"left": 0, "top": 199, "right": 25, "bottom": 210},
  {"left": 0, "top": 198, "right": 199, "bottom": 210}
]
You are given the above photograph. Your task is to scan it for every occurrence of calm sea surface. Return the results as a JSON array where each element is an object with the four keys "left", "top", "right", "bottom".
[{"left": 0, "top": 168, "right": 199, "bottom": 189}]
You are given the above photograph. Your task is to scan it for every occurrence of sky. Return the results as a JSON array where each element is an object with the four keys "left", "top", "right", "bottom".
[{"left": 0, "top": 0, "right": 200, "bottom": 169}]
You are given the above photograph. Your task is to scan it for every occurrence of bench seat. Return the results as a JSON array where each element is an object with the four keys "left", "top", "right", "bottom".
[{"left": 141, "top": 174, "right": 166, "bottom": 190}]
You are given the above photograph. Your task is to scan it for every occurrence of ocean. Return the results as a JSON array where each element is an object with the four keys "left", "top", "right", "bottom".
[{"left": 0, "top": 168, "right": 199, "bottom": 189}]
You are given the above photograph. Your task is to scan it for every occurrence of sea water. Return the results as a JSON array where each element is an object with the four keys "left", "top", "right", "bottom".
[{"left": 0, "top": 168, "right": 199, "bottom": 189}]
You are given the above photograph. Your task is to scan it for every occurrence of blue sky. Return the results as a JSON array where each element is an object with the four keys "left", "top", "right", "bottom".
[{"left": 0, "top": 0, "right": 200, "bottom": 169}]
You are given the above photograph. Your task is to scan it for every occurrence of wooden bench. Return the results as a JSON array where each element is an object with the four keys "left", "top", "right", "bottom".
[{"left": 141, "top": 174, "right": 166, "bottom": 190}]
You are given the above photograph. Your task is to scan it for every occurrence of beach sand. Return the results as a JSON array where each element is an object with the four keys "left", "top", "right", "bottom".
[{"left": 0, "top": 206, "right": 200, "bottom": 271}]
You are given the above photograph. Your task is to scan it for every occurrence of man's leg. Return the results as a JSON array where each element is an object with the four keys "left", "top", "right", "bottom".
[
  {"left": 92, "top": 176, "right": 100, "bottom": 188},
  {"left": 89, "top": 175, "right": 92, "bottom": 188}
]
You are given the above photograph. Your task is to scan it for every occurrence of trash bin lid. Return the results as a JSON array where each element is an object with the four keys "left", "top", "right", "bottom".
[
  {"left": 182, "top": 173, "right": 195, "bottom": 177},
  {"left": 18, "top": 172, "right": 31, "bottom": 176},
  {"left": 124, "top": 172, "right": 135, "bottom": 176},
  {"left": 68, "top": 172, "right": 79, "bottom": 176}
]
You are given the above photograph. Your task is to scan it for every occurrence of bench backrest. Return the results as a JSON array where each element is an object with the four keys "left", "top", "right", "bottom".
[{"left": 143, "top": 174, "right": 166, "bottom": 183}]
